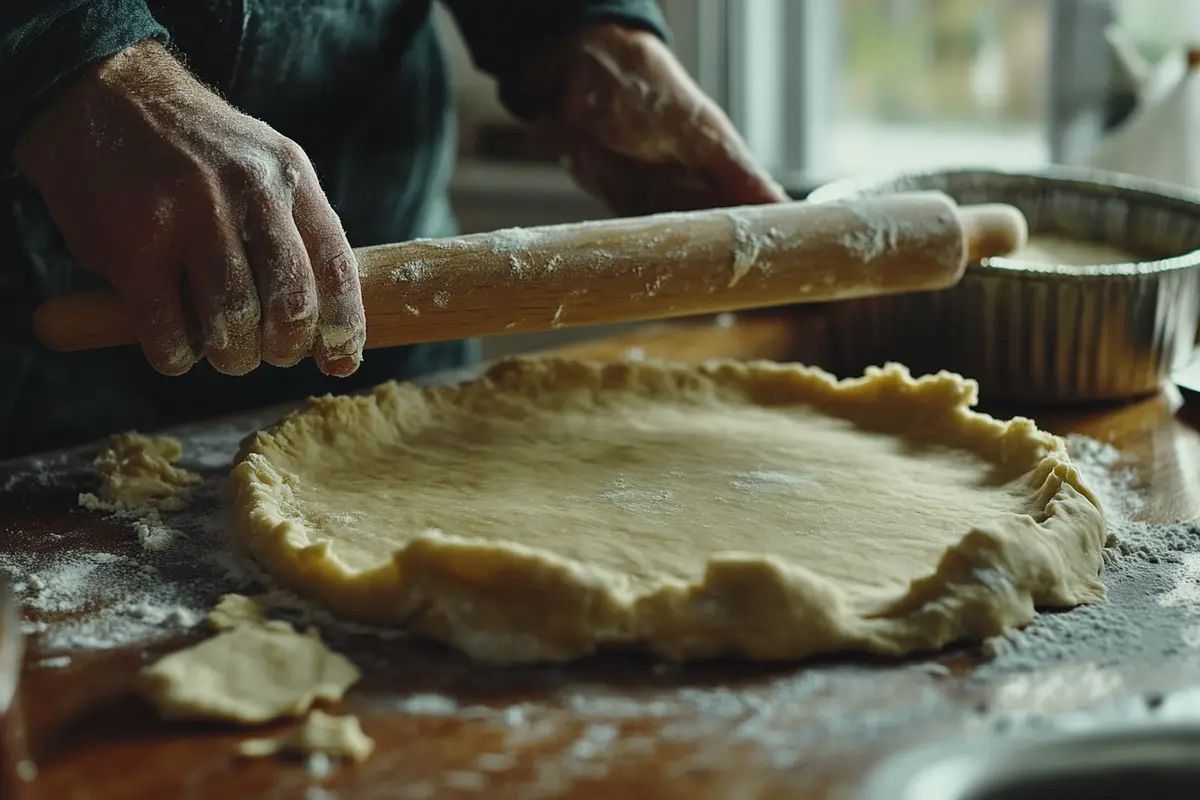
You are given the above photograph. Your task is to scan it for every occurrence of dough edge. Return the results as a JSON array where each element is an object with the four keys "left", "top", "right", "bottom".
[{"left": 229, "top": 357, "right": 1108, "bottom": 664}]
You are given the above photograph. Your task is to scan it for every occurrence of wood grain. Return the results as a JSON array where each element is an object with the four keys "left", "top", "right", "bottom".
[
  {"left": 3, "top": 310, "right": 1198, "bottom": 800},
  {"left": 30, "top": 194, "right": 1026, "bottom": 354}
]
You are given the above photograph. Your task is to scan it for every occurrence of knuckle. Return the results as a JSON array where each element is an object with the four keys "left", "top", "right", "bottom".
[
  {"left": 226, "top": 153, "right": 273, "bottom": 194},
  {"left": 214, "top": 292, "right": 261, "bottom": 334},
  {"left": 268, "top": 286, "right": 318, "bottom": 324},
  {"left": 223, "top": 142, "right": 310, "bottom": 204},
  {"left": 227, "top": 149, "right": 303, "bottom": 195},
  {"left": 318, "top": 250, "right": 359, "bottom": 295},
  {"left": 227, "top": 286, "right": 261, "bottom": 321},
  {"left": 273, "top": 137, "right": 309, "bottom": 169},
  {"left": 272, "top": 138, "right": 309, "bottom": 189}
]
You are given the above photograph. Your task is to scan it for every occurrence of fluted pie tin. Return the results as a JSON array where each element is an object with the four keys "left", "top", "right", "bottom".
[{"left": 807, "top": 167, "right": 1200, "bottom": 404}]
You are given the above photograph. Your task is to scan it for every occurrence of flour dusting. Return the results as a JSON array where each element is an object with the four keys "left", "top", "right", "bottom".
[
  {"left": 484, "top": 227, "right": 544, "bottom": 254},
  {"left": 390, "top": 260, "right": 430, "bottom": 283},
  {"left": 840, "top": 208, "right": 901, "bottom": 263},
  {"left": 3, "top": 537, "right": 207, "bottom": 650},
  {"left": 839, "top": 202, "right": 953, "bottom": 270},
  {"left": 725, "top": 209, "right": 778, "bottom": 287},
  {"left": 1, "top": 455, "right": 66, "bottom": 492},
  {"left": 75, "top": 498, "right": 180, "bottom": 552},
  {"left": 977, "top": 434, "right": 1195, "bottom": 675},
  {"left": 596, "top": 476, "right": 679, "bottom": 514},
  {"left": 1064, "top": 433, "right": 1143, "bottom": 521},
  {"left": 383, "top": 662, "right": 955, "bottom": 790},
  {"left": 729, "top": 469, "right": 811, "bottom": 493},
  {"left": 0, "top": 409, "right": 407, "bottom": 658}
]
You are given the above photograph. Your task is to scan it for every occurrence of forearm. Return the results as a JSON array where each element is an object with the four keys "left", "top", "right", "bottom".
[
  {"left": 1, "top": 0, "right": 168, "bottom": 176},
  {"left": 440, "top": 0, "right": 669, "bottom": 119}
]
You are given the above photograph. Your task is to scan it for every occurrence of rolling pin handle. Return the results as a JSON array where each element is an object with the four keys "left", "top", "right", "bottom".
[{"left": 958, "top": 203, "right": 1029, "bottom": 263}]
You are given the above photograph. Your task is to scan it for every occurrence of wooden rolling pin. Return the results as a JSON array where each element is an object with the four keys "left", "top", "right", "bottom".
[{"left": 33, "top": 190, "right": 1027, "bottom": 353}]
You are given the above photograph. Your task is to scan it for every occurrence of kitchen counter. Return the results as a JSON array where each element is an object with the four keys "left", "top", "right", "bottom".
[{"left": 2, "top": 309, "right": 1199, "bottom": 799}]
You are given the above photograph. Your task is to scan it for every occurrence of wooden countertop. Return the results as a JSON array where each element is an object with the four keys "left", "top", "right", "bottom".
[{"left": 3, "top": 309, "right": 1200, "bottom": 800}]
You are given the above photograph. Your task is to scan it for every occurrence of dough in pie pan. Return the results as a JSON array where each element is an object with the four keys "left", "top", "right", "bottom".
[
  {"left": 230, "top": 358, "right": 1106, "bottom": 664},
  {"left": 808, "top": 167, "right": 1200, "bottom": 404}
]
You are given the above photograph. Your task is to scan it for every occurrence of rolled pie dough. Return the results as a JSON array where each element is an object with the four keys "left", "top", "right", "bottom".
[{"left": 230, "top": 358, "right": 1107, "bottom": 663}]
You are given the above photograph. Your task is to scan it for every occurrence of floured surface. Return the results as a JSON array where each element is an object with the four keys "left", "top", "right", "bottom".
[{"left": 231, "top": 358, "right": 1107, "bottom": 663}]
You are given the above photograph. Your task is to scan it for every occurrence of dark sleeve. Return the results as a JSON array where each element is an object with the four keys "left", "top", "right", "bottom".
[
  {"left": 440, "top": 0, "right": 670, "bottom": 119},
  {"left": 0, "top": 0, "right": 169, "bottom": 176}
]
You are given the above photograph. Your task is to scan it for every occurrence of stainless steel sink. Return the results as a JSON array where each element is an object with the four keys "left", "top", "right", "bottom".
[{"left": 855, "top": 723, "right": 1200, "bottom": 800}]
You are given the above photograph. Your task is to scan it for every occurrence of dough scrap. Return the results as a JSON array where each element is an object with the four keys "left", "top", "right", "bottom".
[
  {"left": 79, "top": 432, "right": 202, "bottom": 512},
  {"left": 137, "top": 594, "right": 361, "bottom": 723},
  {"left": 230, "top": 358, "right": 1108, "bottom": 664},
  {"left": 208, "top": 592, "right": 273, "bottom": 631},
  {"left": 239, "top": 710, "right": 375, "bottom": 762}
]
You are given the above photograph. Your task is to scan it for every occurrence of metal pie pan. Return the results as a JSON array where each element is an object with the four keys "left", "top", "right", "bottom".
[
  {"left": 854, "top": 722, "right": 1200, "bottom": 800},
  {"left": 807, "top": 167, "right": 1200, "bottom": 404}
]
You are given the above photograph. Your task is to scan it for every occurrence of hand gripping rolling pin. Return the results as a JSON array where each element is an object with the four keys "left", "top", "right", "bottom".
[{"left": 32, "top": 190, "right": 1027, "bottom": 353}]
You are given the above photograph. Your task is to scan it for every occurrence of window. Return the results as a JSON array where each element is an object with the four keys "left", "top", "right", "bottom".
[
  {"left": 827, "top": 0, "right": 1050, "bottom": 174},
  {"left": 659, "top": 0, "right": 1195, "bottom": 185},
  {"left": 1116, "top": 0, "right": 1200, "bottom": 62}
]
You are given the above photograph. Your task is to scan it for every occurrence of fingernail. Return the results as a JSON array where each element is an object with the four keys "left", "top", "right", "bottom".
[{"left": 327, "top": 355, "right": 361, "bottom": 376}]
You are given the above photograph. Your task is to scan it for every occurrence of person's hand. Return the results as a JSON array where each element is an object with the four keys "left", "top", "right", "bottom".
[
  {"left": 520, "top": 24, "right": 790, "bottom": 216},
  {"left": 12, "top": 40, "right": 366, "bottom": 378}
]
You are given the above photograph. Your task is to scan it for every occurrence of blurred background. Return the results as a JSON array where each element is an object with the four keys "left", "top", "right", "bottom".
[{"left": 434, "top": 0, "right": 1195, "bottom": 356}]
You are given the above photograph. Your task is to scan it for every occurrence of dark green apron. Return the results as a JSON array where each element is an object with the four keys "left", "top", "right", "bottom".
[{"left": 0, "top": 0, "right": 476, "bottom": 459}]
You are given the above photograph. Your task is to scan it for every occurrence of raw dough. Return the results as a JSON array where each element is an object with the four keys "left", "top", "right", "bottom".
[
  {"left": 239, "top": 710, "right": 375, "bottom": 762},
  {"left": 230, "top": 358, "right": 1107, "bottom": 664},
  {"left": 1002, "top": 235, "right": 1146, "bottom": 266},
  {"left": 208, "top": 593, "right": 272, "bottom": 630},
  {"left": 138, "top": 593, "right": 361, "bottom": 723},
  {"left": 80, "top": 432, "right": 202, "bottom": 511},
  {"left": 77, "top": 432, "right": 204, "bottom": 551}
]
